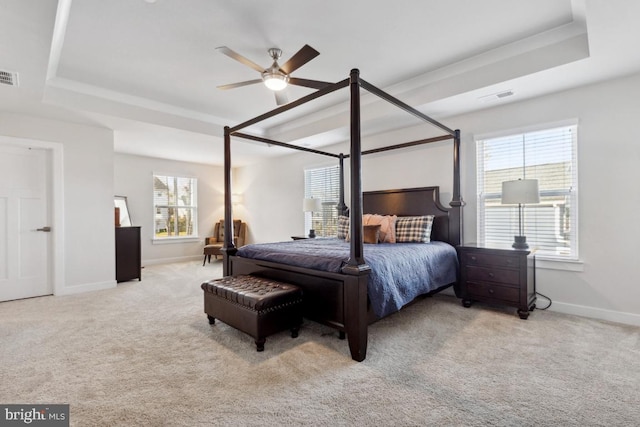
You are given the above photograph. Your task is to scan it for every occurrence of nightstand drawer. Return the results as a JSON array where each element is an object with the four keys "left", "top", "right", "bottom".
[
  {"left": 466, "top": 282, "right": 520, "bottom": 304},
  {"left": 466, "top": 265, "right": 520, "bottom": 285},
  {"left": 463, "top": 252, "right": 519, "bottom": 268}
]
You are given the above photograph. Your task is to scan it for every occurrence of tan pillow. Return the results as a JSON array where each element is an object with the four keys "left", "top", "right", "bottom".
[
  {"left": 363, "top": 214, "right": 397, "bottom": 243},
  {"left": 363, "top": 224, "right": 381, "bottom": 244}
]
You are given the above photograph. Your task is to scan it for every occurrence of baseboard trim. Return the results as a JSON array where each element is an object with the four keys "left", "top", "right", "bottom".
[
  {"left": 548, "top": 301, "right": 640, "bottom": 327},
  {"left": 442, "top": 288, "right": 639, "bottom": 327},
  {"left": 142, "top": 255, "right": 203, "bottom": 266},
  {"left": 56, "top": 280, "right": 116, "bottom": 296}
]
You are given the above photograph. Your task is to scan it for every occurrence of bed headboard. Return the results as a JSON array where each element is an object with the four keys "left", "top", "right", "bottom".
[{"left": 362, "top": 186, "right": 462, "bottom": 247}]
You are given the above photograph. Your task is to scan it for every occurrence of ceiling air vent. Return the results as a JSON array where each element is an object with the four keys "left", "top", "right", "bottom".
[
  {"left": 496, "top": 90, "right": 514, "bottom": 99},
  {"left": 478, "top": 89, "right": 514, "bottom": 103},
  {"left": 0, "top": 70, "right": 19, "bottom": 87}
]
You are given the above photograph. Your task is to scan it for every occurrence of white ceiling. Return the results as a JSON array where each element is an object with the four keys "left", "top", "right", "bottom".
[{"left": 2, "top": 0, "right": 640, "bottom": 166}]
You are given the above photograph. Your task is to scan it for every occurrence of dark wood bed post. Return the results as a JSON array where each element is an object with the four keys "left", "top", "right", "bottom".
[
  {"left": 450, "top": 129, "right": 464, "bottom": 244},
  {"left": 451, "top": 129, "right": 462, "bottom": 205},
  {"left": 222, "top": 125, "right": 236, "bottom": 276},
  {"left": 450, "top": 129, "right": 465, "bottom": 296},
  {"left": 344, "top": 69, "right": 367, "bottom": 269},
  {"left": 341, "top": 68, "right": 370, "bottom": 362},
  {"left": 337, "top": 153, "right": 348, "bottom": 216}
]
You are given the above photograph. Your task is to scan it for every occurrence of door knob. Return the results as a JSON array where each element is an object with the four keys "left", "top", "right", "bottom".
[{"left": 36, "top": 226, "right": 51, "bottom": 232}]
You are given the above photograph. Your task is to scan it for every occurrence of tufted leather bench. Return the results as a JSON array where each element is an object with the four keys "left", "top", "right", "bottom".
[{"left": 201, "top": 275, "right": 303, "bottom": 351}]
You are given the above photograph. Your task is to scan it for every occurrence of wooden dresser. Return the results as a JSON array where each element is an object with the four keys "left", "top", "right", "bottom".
[
  {"left": 115, "top": 226, "right": 141, "bottom": 283},
  {"left": 457, "top": 244, "right": 536, "bottom": 319}
]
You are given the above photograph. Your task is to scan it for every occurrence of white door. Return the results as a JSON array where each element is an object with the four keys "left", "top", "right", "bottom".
[{"left": 0, "top": 144, "right": 51, "bottom": 301}]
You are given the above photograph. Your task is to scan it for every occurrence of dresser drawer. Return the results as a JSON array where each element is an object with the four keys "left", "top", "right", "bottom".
[
  {"left": 463, "top": 251, "right": 519, "bottom": 268},
  {"left": 466, "top": 281, "right": 520, "bottom": 304},
  {"left": 466, "top": 265, "right": 520, "bottom": 285}
]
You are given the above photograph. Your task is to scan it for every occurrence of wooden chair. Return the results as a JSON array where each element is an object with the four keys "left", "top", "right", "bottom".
[{"left": 203, "top": 219, "right": 247, "bottom": 265}]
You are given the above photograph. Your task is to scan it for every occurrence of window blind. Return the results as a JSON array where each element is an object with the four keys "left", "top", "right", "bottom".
[
  {"left": 304, "top": 165, "right": 341, "bottom": 237},
  {"left": 476, "top": 125, "right": 578, "bottom": 260}
]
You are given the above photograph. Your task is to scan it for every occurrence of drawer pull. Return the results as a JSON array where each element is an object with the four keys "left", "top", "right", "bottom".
[
  {"left": 470, "top": 256, "right": 477, "bottom": 261},
  {"left": 488, "top": 289, "right": 495, "bottom": 294},
  {"left": 488, "top": 272, "right": 494, "bottom": 278}
]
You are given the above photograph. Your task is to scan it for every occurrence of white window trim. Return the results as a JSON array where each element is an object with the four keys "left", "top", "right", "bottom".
[
  {"left": 475, "top": 119, "right": 580, "bottom": 264},
  {"left": 473, "top": 118, "right": 579, "bottom": 142},
  {"left": 152, "top": 236, "right": 201, "bottom": 244},
  {"left": 152, "top": 173, "right": 198, "bottom": 240}
]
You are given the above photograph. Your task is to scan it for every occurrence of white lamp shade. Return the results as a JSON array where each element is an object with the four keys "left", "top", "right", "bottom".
[
  {"left": 501, "top": 179, "right": 540, "bottom": 204},
  {"left": 303, "top": 198, "right": 322, "bottom": 212}
]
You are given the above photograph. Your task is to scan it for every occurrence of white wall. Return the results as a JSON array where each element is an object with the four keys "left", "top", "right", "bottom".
[
  {"left": 235, "top": 152, "right": 331, "bottom": 243},
  {"left": 0, "top": 115, "right": 228, "bottom": 290},
  {"left": 114, "top": 153, "right": 224, "bottom": 265},
  {"left": 237, "top": 71, "right": 640, "bottom": 326},
  {"left": 0, "top": 113, "right": 116, "bottom": 294},
  {"left": 455, "top": 72, "right": 640, "bottom": 325}
]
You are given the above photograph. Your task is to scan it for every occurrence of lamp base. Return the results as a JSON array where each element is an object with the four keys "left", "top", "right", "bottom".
[
  {"left": 512, "top": 236, "right": 529, "bottom": 250},
  {"left": 308, "top": 229, "right": 316, "bottom": 238}
]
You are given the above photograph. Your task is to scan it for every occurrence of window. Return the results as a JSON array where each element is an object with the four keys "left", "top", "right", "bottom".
[
  {"left": 153, "top": 175, "right": 197, "bottom": 239},
  {"left": 304, "top": 165, "right": 341, "bottom": 237},
  {"left": 476, "top": 124, "right": 578, "bottom": 260}
]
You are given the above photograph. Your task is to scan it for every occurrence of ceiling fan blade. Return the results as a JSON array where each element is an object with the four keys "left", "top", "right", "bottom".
[
  {"left": 216, "top": 46, "right": 265, "bottom": 73},
  {"left": 275, "top": 91, "right": 288, "bottom": 105},
  {"left": 217, "top": 79, "right": 262, "bottom": 90},
  {"left": 279, "top": 44, "right": 320, "bottom": 75},
  {"left": 288, "top": 77, "right": 332, "bottom": 90}
]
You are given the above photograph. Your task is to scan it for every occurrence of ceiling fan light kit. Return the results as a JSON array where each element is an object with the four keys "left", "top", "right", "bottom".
[
  {"left": 217, "top": 44, "right": 330, "bottom": 105},
  {"left": 262, "top": 72, "right": 288, "bottom": 91},
  {"left": 262, "top": 48, "right": 289, "bottom": 91}
]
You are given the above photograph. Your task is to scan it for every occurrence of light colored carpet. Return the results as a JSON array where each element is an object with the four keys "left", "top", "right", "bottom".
[{"left": 1, "top": 260, "right": 638, "bottom": 426}]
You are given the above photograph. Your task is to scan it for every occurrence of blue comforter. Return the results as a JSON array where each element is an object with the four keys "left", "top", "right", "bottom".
[{"left": 236, "top": 238, "right": 458, "bottom": 318}]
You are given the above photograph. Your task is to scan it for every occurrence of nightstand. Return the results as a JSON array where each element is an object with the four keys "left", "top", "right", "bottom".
[{"left": 457, "top": 244, "right": 536, "bottom": 319}]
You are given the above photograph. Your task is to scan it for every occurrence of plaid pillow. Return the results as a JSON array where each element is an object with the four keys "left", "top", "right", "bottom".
[
  {"left": 337, "top": 215, "right": 350, "bottom": 239},
  {"left": 395, "top": 215, "right": 434, "bottom": 243}
]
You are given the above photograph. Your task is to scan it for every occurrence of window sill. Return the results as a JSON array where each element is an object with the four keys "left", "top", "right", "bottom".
[
  {"left": 152, "top": 237, "right": 201, "bottom": 245},
  {"left": 536, "top": 257, "right": 584, "bottom": 272}
]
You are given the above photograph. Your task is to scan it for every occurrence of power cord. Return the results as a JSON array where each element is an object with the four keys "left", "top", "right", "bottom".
[{"left": 535, "top": 291, "right": 552, "bottom": 310}]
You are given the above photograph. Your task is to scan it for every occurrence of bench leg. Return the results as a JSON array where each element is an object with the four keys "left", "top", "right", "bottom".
[
  {"left": 207, "top": 315, "right": 215, "bottom": 325},
  {"left": 255, "top": 338, "right": 266, "bottom": 352}
]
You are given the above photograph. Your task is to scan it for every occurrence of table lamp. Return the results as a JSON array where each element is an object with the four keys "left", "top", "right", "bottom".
[
  {"left": 302, "top": 197, "right": 322, "bottom": 238},
  {"left": 501, "top": 179, "right": 539, "bottom": 249}
]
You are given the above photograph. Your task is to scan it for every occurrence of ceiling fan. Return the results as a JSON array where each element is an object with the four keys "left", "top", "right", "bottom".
[{"left": 216, "top": 44, "right": 331, "bottom": 105}]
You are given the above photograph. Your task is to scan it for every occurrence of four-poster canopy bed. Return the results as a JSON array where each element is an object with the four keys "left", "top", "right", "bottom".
[{"left": 219, "top": 69, "right": 464, "bottom": 361}]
